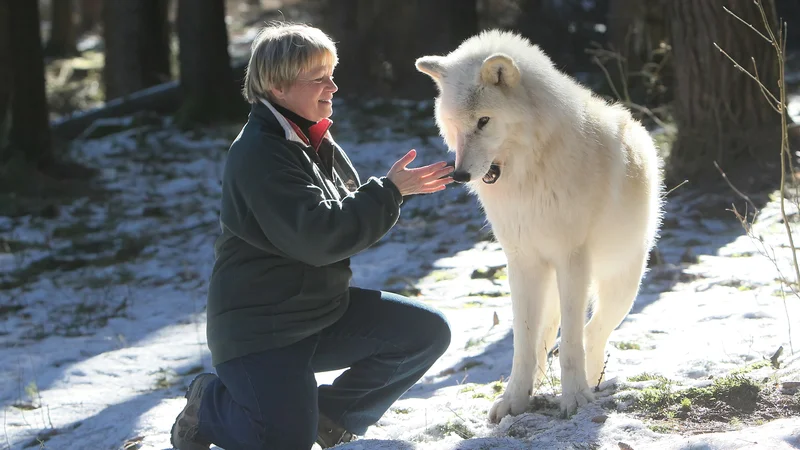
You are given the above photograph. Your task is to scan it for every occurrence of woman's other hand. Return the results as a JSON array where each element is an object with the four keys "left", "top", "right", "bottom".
[{"left": 386, "top": 149, "right": 454, "bottom": 196}]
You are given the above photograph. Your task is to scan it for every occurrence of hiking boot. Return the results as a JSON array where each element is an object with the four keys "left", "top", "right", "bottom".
[
  {"left": 170, "top": 373, "right": 217, "bottom": 450},
  {"left": 316, "top": 413, "right": 356, "bottom": 448}
]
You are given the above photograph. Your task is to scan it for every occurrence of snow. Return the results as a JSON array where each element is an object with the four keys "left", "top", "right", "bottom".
[{"left": 1, "top": 103, "right": 800, "bottom": 450}]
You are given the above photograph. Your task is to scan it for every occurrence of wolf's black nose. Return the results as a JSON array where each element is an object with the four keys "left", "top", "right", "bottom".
[{"left": 452, "top": 170, "right": 471, "bottom": 183}]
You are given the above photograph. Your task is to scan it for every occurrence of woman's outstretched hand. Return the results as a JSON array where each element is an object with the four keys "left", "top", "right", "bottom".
[{"left": 387, "top": 149, "right": 454, "bottom": 196}]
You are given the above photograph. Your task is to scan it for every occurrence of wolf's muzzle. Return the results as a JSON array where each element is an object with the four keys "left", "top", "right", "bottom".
[{"left": 453, "top": 170, "right": 471, "bottom": 183}]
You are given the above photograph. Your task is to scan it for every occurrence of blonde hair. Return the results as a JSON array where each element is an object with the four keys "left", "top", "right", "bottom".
[{"left": 242, "top": 22, "right": 338, "bottom": 103}]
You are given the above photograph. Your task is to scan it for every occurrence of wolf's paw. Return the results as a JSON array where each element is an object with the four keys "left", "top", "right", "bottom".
[
  {"left": 488, "top": 382, "right": 530, "bottom": 423},
  {"left": 489, "top": 394, "right": 529, "bottom": 423},
  {"left": 559, "top": 387, "right": 594, "bottom": 418}
]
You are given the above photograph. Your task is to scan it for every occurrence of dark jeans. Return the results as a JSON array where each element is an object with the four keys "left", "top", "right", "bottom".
[{"left": 195, "top": 287, "right": 452, "bottom": 450}]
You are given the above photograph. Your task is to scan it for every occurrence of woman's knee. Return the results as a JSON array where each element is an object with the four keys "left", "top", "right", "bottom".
[
  {"left": 414, "top": 306, "right": 452, "bottom": 359},
  {"left": 432, "top": 309, "right": 452, "bottom": 355},
  {"left": 376, "top": 290, "right": 452, "bottom": 359}
]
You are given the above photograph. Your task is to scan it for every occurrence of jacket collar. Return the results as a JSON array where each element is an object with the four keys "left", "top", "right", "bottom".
[{"left": 252, "top": 99, "right": 333, "bottom": 152}]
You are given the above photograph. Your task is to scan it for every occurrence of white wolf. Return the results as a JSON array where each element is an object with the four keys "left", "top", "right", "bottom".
[{"left": 415, "top": 29, "right": 663, "bottom": 421}]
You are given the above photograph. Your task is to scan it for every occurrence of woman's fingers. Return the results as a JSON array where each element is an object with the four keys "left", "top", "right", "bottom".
[
  {"left": 387, "top": 153, "right": 455, "bottom": 196},
  {"left": 428, "top": 176, "right": 454, "bottom": 188},
  {"left": 418, "top": 176, "right": 454, "bottom": 193},
  {"left": 417, "top": 183, "right": 449, "bottom": 194},
  {"left": 390, "top": 149, "right": 418, "bottom": 173},
  {"left": 408, "top": 162, "right": 453, "bottom": 180},
  {"left": 424, "top": 165, "right": 455, "bottom": 179},
  {"left": 414, "top": 161, "right": 448, "bottom": 172},
  {"left": 411, "top": 164, "right": 454, "bottom": 193}
]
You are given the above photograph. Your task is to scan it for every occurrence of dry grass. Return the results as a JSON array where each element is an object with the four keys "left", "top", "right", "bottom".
[{"left": 628, "top": 372, "right": 800, "bottom": 434}]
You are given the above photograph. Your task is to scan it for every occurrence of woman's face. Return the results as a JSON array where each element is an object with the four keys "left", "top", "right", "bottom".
[{"left": 270, "top": 63, "right": 338, "bottom": 122}]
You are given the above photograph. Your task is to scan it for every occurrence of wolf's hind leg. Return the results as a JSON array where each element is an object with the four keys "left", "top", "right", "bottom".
[{"left": 584, "top": 256, "right": 646, "bottom": 388}]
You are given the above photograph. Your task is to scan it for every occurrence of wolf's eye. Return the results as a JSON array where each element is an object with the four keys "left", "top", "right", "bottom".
[{"left": 477, "top": 116, "right": 490, "bottom": 130}]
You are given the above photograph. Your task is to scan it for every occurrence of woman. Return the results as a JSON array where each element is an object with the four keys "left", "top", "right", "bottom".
[{"left": 170, "top": 22, "right": 454, "bottom": 450}]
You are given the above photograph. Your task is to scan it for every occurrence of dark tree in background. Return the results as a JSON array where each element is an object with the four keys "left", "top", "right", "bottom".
[
  {"left": 45, "top": 0, "right": 78, "bottom": 58},
  {"left": 775, "top": 0, "right": 800, "bottom": 49},
  {"left": 0, "top": 0, "right": 12, "bottom": 157},
  {"left": 139, "top": 0, "right": 172, "bottom": 86},
  {"left": 0, "top": 0, "right": 52, "bottom": 166},
  {"left": 666, "top": 0, "right": 782, "bottom": 189},
  {"left": 79, "top": 0, "right": 103, "bottom": 33},
  {"left": 603, "top": 0, "right": 670, "bottom": 108},
  {"left": 176, "top": 0, "right": 243, "bottom": 124},
  {"left": 322, "top": 0, "right": 479, "bottom": 100},
  {"left": 513, "top": 0, "right": 608, "bottom": 74},
  {"left": 103, "top": 0, "right": 171, "bottom": 101},
  {"left": 606, "top": 0, "right": 667, "bottom": 70}
]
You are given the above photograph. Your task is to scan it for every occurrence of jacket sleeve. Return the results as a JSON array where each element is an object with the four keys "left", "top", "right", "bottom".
[{"left": 234, "top": 145, "right": 403, "bottom": 267}]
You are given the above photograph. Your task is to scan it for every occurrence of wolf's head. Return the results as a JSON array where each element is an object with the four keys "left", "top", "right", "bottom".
[{"left": 416, "top": 30, "right": 562, "bottom": 185}]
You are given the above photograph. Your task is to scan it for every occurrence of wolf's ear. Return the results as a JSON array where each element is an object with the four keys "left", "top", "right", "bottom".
[
  {"left": 415, "top": 56, "right": 446, "bottom": 82},
  {"left": 480, "top": 53, "right": 520, "bottom": 88}
]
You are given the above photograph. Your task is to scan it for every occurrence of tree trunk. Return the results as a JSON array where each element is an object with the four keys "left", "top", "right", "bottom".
[
  {"left": 140, "top": 0, "right": 172, "bottom": 87},
  {"left": 607, "top": 0, "right": 649, "bottom": 69},
  {"left": 176, "top": 0, "right": 243, "bottom": 124},
  {"left": 514, "top": 0, "right": 609, "bottom": 74},
  {"left": 515, "top": 0, "right": 563, "bottom": 64},
  {"left": 103, "top": 0, "right": 171, "bottom": 101},
  {"left": 2, "top": 0, "right": 52, "bottom": 166},
  {"left": 322, "top": 0, "right": 479, "bottom": 100},
  {"left": 45, "top": 0, "right": 77, "bottom": 57},
  {"left": 0, "top": 0, "right": 12, "bottom": 154},
  {"left": 667, "top": 0, "right": 782, "bottom": 188},
  {"left": 775, "top": 0, "right": 800, "bottom": 49},
  {"left": 477, "top": 0, "right": 523, "bottom": 30},
  {"left": 79, "top": 0, "right": 103, "bottom": 33},
  {"left": 603, "top": 0, "right": 670, "bottom": 109}
]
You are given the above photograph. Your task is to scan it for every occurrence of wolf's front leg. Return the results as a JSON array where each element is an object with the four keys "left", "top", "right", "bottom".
[
  {"left": 489, "top": 256, "right": 550, "bottom": 423},
  {"left": 555, "top": 246, "right": 594, "bottom": 417}
]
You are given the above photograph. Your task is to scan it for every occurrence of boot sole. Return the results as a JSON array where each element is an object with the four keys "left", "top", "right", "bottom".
[{"left": 170, "top": 374, "right": 216, "bottom": 450}]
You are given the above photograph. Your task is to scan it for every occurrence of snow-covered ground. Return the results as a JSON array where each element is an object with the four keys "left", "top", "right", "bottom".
[{"left": 1, "top": 101, "right": 799, "bottom": 450}]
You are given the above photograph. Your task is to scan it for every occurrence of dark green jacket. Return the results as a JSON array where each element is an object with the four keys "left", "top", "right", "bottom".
[{"left": 206, "top": 100, "right": 404, "bottom": 366}]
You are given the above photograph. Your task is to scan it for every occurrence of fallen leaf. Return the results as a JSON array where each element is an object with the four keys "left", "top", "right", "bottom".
[{"left": 123, "top": 436, "right": 144, "bottom": 450}]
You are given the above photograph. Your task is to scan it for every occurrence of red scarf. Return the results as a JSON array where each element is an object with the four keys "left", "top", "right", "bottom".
[{"left": 287, "top": 118, "right": 333, "bottom": 153}]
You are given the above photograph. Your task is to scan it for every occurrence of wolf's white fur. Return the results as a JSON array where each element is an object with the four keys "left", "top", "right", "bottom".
[{"left": 416, "top": 30, "right": 664, "bottom": 421}]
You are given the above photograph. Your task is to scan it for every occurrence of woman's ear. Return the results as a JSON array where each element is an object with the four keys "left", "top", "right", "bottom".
[{"left": 269, "top": 86, "right": 286, "bottom": 101}]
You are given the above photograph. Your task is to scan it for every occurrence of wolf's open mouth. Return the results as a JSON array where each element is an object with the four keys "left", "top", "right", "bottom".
[{"left": 482, "top": 163, "right": 501, "bottom": 184}]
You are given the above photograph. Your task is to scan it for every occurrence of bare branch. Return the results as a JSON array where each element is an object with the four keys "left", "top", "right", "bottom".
[
  {"left": 722, "top": 5, "right": 771, "bottom": 42},
  {"left": 714, "top": 161, "right": 760, "bottom": 215},
  {"left": 663, "top": 179, "right": 689, "bottom": 199},
  {"left": 713, "top": 43, "right": 780, "bottom": 106},
  {"left": 750, "top": 57, "right": 782, "bottom": 114},
  {"left": 590, "top": 55, "right": 624, "bottom": 103}
]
